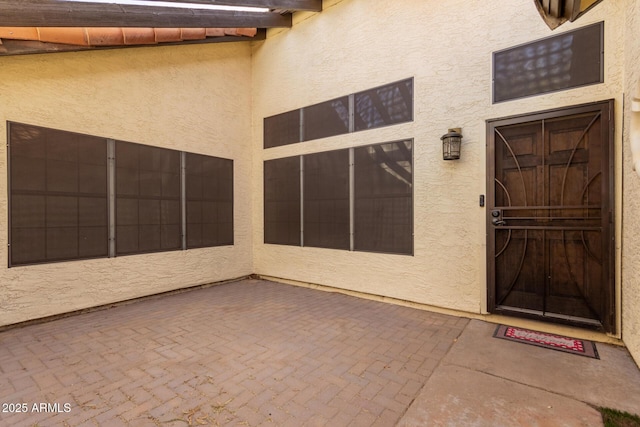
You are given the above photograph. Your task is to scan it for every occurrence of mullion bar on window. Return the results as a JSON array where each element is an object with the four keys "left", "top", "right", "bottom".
[
  {"left": 300, "top": 155, "right": 304, "bottom": 247},
  {"left": 349, "top": 147, "right": 354, "bottom": 251},
  {"left": 348, "top": 94, "right": 355, "bottom": 133},
  {"left": 107, "top": 139, "right": 116, "bottom": 258},
  {"left": 180, "top": 151, "right": 186, "bottom": 250},
  {"left": 299, "top": 108, "right": 304, "bottom": 145}
]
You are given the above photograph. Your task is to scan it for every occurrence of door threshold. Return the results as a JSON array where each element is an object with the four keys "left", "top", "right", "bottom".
[{"left": 495, "top": 305, "right": 603, "bottom": 330}]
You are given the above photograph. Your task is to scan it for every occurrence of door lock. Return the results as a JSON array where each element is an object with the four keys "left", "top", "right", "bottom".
[{"left": 491, "top": 210, "right": 506, "bottom": 226}]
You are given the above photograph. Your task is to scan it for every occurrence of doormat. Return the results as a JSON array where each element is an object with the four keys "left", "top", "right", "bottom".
[{"left": 493, "top": 325, "right": 599, "bottom": 359}]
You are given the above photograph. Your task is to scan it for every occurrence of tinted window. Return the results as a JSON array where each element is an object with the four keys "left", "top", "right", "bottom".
[
  {"left": 303, "top": 97, "right": 350, "bottom": 141},
  {"left": 355, "top": 79, "right": 413, "bottom": 131},
  {"left": 186, "top": 153, "right": 234, "bottom": 248},
  {"left": 264, "top": 78, "right": 414, "bottom": 148},
  {"left": 493, "top": 22, "right": 603, "bottom": 103},
  {"left": 264, "top": 156, "right": 301, "bottom": 246},
  {"left": 264, "top": 110, "right": 300, "bottom": 148},
  {"left": 116, "top": 141, "right": 181, "bottom": 255},
  {"left": 354, "top": 140, "right": 413, "bottom": 255},
  {"left": 303, "top": 150, "right": 350, "bottom": 249},
  {"left": 9, "top": 123, "right": 108, "bottom": 265}
]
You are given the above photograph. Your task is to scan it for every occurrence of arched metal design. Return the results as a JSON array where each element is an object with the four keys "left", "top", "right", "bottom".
[{"left": 487, "top": 100, "right": 615, "bottom": 332}]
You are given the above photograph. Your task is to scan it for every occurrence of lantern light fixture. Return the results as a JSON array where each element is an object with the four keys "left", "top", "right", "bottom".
[{"left": 441, "top": 128, "right": 462, "bottom": 160}]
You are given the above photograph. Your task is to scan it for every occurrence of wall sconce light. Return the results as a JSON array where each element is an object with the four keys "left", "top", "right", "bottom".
[{"left": 441, "top": 128, "right": 462, "bottom": 160}]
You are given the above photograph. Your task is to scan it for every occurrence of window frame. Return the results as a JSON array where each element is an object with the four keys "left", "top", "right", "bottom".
[
  {"left": 263, "top": 155, "right": 302, "bottom": 246},
  {"left": 115, "top": 140, "right": 182, "bottom": 256},
  {"left": 263, "top": 139, "right": 414, "bottom": 256},
  {"left": 492, "top": 21, "right": 604, "bottom": 103},
  {"left": 353, "top": 140, "right": 414, "bottom": 256},
  {"left": 7, "top": 122, "right": 235, "bottom": 267},
  {"left": 263, "top": 78, "right": 414, "bottom": 149},
  {"left": 185, "top": 152, "right": 234, "bottom": 249},
  {"left": 8, "top": 122, "right": 110, "bottom": 267}
]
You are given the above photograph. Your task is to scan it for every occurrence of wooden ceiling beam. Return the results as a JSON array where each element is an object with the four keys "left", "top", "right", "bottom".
[
  {"left": 0, "top": 0, "right": 292, "bottom": 28},
  {"left": 0, "top": 28, "right": 266, "bottom": 56},
  {"left": 143, "top": 0, "right": 322, "bottom": 12}
]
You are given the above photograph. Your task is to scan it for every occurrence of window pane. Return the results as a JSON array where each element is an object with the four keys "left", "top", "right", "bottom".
[
  {"left": 264, "top": 156, "right": 300, "bottom": 246},
  {"left": 303, "top": 150, "right": 350, "bottom": 250},
  {"left": 354, "top": 140, "right": 413, "bottom": 255},
  {"left": 355, "top": 79, "right": 413, "bottom": 131},
  {"left": 9, "top": 123, "right": 108, "bottom": 266},
  {"left": 264, "top": 109, "right": 300, "bottom": 148},
  {"left": 185, "top": 153, "right": 234, "bottom": 249},
  {"left": 303, "top": 97, "right": 349, "bottom": 141},
  {"left": 115, "top": 141, "right": 181, "bottom": 255},
  {"left": 493, "top": 22, "right": 603, "bottom": 103}
]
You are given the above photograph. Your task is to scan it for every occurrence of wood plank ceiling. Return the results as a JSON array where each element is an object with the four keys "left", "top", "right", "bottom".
[{"left": 0, "top": 0, "right": 322, "bottom": 56}]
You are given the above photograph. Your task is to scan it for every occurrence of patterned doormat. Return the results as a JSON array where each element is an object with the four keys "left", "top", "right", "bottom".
[{"left": 493, "top": 325, "right": 599, "bottom": 359}]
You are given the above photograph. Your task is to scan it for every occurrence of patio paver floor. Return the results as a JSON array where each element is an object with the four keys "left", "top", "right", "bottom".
[{"left": 0, "top": 279, "right": 468, "bottom": 426}]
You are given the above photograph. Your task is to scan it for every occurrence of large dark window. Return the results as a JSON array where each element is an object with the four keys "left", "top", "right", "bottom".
[
  {"left": 264, "top": 156, "right": 301, "bottom": 246},
  {"left": 264, "top": 140, "right": 413, "bottom": 255},
  {"left": 354, "top": 141, "right": 413, "bottom": 255},
  {"left": 493, "top": 22, "right": 603, "bottom": 103},
  {"left": 9, "top": 122, "right": 235, "bottom": 266},
  {"left": 115, "top": 141, "right": 181, "bottom": 255},
  {"left": 263, "top": 78, "right": 413, "bottom": 148},
  {"left": 186, "top": 153, "right": 234, "bottom": 248},
  {"left": 303, "top": 150, "right": 350, "bottom": 250},
  {"left": 9, "top": 123, "right": 108, "bottom": 266}
]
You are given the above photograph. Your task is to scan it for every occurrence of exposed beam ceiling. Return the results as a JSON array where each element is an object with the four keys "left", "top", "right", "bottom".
[
  {"left": 0, "top": 29, "right": 266, "bottom": 56},
  {"left": 0, "top": 0, "right": 296, "bottom": 28}
]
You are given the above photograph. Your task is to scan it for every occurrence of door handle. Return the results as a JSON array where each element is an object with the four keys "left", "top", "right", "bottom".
[{"left": 491, "top": 210, "right": 506, "bottom": 226}]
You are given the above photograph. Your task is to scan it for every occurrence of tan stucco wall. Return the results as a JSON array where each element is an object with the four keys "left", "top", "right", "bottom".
[
  {"left": 1, "top": 0, "right": 637, "bottom": 363},
  {"left": 622, "top": 0, "right": 640, "bottom": 366},
  {"left": 0, "top": 43, "right": 254, "bottom": 326},
  {"left": 251, "top": 0, "right": 627, "bottom": 327}
]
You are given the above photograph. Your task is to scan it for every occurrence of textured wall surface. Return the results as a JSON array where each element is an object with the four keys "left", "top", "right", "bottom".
[
  {"left": 0, "top": 43, "right": 254, "bottom": 326},
  {"left": 251, "top": 0, "right": 626, "bottom": 319},
  {"left": 1, "top": 0, "right": 637, "bottom": 362},
  {"left": 622, "top": 0, "right": 640, "bottom": 366}
]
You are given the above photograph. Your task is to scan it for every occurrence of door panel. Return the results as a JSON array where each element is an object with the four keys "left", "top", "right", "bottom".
[{"left": 487, "top": 101, "right": 615, "bottom": 332}]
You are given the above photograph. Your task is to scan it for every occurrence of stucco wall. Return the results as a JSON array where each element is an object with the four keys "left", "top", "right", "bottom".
[
  {"left": 622, "top": 0, "right": 640, "bottom": 366},
  {"left": 251, "top": 0, "right": 626, "bottom": 323},
  {"left": 0, "top": 43, "right": 254, "bottom": 326}
]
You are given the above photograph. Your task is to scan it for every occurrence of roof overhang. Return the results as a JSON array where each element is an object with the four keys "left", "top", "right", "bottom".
[{"left": 0, "top": 0, "right": 321, "bottom": 56}]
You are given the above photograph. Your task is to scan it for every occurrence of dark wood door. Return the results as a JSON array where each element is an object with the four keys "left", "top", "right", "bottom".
[{"left": 487, "top": 101, "right": 615, "bottom": 332}]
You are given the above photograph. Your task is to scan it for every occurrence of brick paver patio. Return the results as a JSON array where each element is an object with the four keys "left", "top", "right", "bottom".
[{"left": 0, "top": 279, "right": 468, "bottom": 426}]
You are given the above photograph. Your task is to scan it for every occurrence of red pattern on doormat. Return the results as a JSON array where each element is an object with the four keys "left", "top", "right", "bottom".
[{"left": 493, "top": 325, "right": 599, "bottom": 359}]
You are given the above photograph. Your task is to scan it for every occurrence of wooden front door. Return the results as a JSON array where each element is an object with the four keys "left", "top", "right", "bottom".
[{"left": 487, "top": 100, "right": 615, "bottom": 332}]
